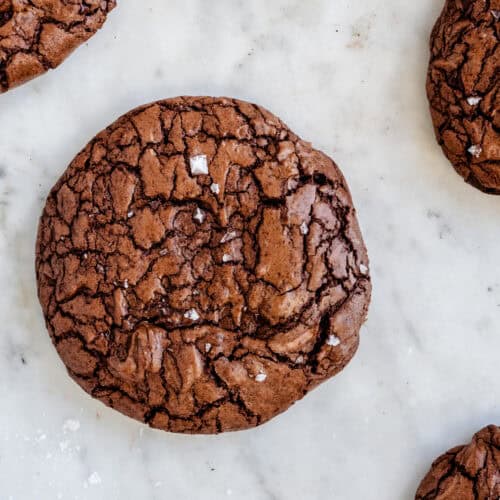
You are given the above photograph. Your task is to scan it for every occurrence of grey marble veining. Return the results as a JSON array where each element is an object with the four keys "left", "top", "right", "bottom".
[{"left": 0, "top": 1, "right": 499, "bottom": 499}]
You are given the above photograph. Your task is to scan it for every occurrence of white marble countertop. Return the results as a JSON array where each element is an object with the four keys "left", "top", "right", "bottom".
[{"left": 0, "top": 1, "right": 499, "bottom": 499}]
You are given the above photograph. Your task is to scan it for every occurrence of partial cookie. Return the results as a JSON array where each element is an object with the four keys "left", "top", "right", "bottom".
[
  {"left": 36, "top": 96, "right": 371, "bottom": 434},
  {"left": 0, "top": 0, "right": 116, "bottom": 93},
  {"left": 427, "top": 0, "right": 500, "bottom": 194},
  {"left": 416, "top": 425, "right": 500, "bottom": 499}
]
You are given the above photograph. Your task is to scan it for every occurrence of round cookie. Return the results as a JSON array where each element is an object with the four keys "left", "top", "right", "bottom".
[
  {"left": 427, "top": 0, "right": 500, "bottom": 194},
  {"left": 0, "top": 0, "right": 116, "bottom": 93},
  {"left": 416, "top": 425, "right": 499, "bottom": 499},
  {"left": 36, "top": 96, "right": 371, "bottom": 434}
]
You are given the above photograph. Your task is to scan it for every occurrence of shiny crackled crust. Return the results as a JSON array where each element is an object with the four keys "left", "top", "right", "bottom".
[
  {"left": 0, "top": 0, "right": 115, "bottom": 93},
  {"left": 36, "top": 96, "right": 371, "bottom": 434},
  {"left": 416, "top": 425, "right": 500, "bottom": 499},
  {"left": 427, "top": 0, "right": 500, "bottom": 194}
]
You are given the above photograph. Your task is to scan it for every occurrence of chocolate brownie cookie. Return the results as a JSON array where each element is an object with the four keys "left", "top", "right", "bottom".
[
  {"left": 416, "top": 425, "right": 500, "bottom": 499},
  {"left": 36, "top": 96, "right": 371, "bottom": 434},
  {"left": 0, "top": 0, "right": 115, "bottom": 93},
  {"left": 427, "top": 0, "right": 500, "bottom": 194}
]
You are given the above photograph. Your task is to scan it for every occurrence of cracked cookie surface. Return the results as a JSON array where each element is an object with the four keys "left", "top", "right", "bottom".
[
  {"left": 0, "top": 0, "right": 115, "bottom": 93},
  {"left": 427, "top": 0, "right": 500, "bottom": 194},
  {"left": 416, "top": 425, "right": 500, "bottom": 499},
  {"left": 36, "top": 96, "right": 371, "bottom": 434}
]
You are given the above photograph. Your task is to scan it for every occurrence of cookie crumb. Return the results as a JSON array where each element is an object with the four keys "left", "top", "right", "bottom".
[
  {"left": 184, "top": 309, "right": 200, "bottom": 321},
  {"left": 63, "top": 419, "right": 80, "bottom": 433},
  {"left": 35, "top": 433, "right": 47, "bottom": 443},
  {"left": 327, "top": 335, "right": 341, "bottom": 347},
  {"left": 87, "top": 472, "right": 101, "bottom": 486},
  {"left": 190, "top": 155, "right": 209, "bottom": 175},
  {"left": 59, "top": 440, "right": 70, "bottom": 452}
]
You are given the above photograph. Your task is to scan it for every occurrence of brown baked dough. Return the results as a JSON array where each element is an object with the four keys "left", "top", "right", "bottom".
[
  {"left": 427, "top": 0, "right": 500, "bottom": 193},
  {"left": 36, "top": 96, "right": 371, "bottom": 434},
  {"left": 0, "top": 0, "right": 115, "bottom": 93},
  {"left": 416, "top": 425, "right": 500, "bottom": 499}
]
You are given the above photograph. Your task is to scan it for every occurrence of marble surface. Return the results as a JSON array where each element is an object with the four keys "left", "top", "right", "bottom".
[{"left": 0, "top": 1, "right": 499, "bottom": 499}]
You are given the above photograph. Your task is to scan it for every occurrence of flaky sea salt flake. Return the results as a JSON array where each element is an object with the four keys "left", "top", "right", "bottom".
[
  {"left": 190, "top": 155, "right": 209, "bottom": 175},
  {"left": 468, "top": 145, "right": 482, "bottom": 158},
  {"left": 193, "top": 207, "right": 205, "bottom": 223},
  {"left": 467, "top": 96, "right": 482, "bottom": 106},
  {"left": 221, "top": 231, "right": 237, "bottom": 243},
  {"left": 184, "top": 309, "right": 200, "bottom": 321},
  {"left": 327, "top": 335, "right": 341, "bottom": 347}
]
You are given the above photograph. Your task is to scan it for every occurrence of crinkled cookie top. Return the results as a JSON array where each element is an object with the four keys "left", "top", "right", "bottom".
[
  {"left": 427, "top": 0, "right": 500, "bottom": 193},
  {"left": 0, "top": 0, "right": 115, "bottom": 93},
  {"left": 36, "top": 96, "right": 371, "bottom": 434},
  {"left": 416, "top": 425, "right": 500, "bottom": 499}
]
